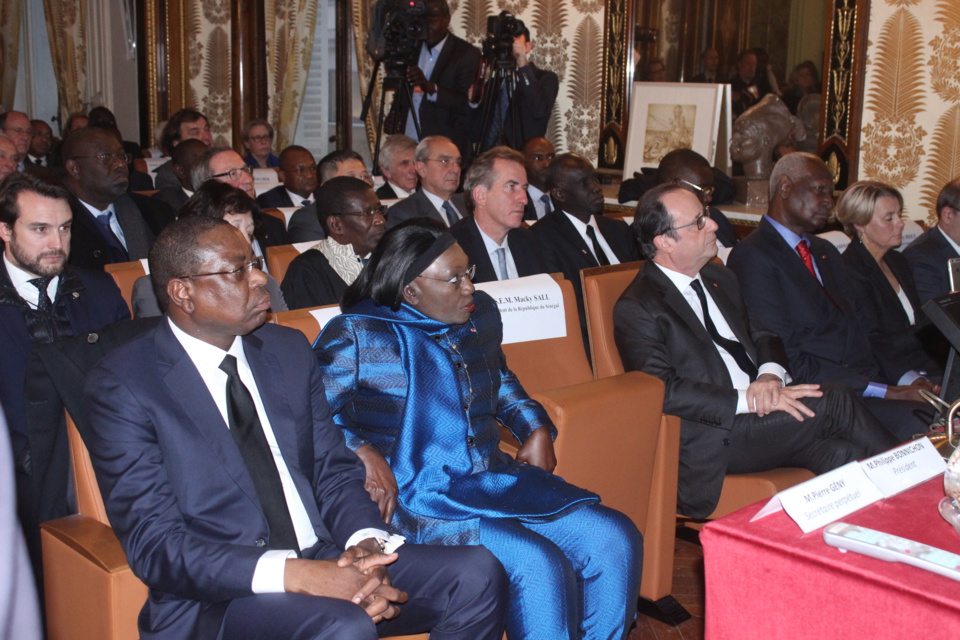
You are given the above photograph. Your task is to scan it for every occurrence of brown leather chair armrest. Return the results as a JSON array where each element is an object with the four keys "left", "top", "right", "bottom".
[{"left": 41, "top": 515, "right": 130, "bottom": 573}]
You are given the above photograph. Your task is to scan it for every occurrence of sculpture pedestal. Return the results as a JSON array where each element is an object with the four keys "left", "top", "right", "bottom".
[{"left": 734, "top": 177, "right": 769, "bottom": 207}]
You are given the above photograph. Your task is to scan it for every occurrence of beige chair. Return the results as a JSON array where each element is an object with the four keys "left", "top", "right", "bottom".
[
  {"left": 265, "top": 243, "right": 303, "bottom": 284},
  {"left": 104, "top": 260, "right": 148, "bottom": 316},
  {"left": 40, "top": 414, "right": 148, "bottom": 640},
  {"left": 580, "top": 263, "right": 815, "bottom": 525}
]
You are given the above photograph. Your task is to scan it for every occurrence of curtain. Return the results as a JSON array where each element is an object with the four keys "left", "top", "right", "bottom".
[
  {"left": 0, "top": 0, "right": 22, "bottom": 110},
  {"left": 350, "top": 0, "right": 377, "bottom": 158},
  {"left": 42, "top": 0, "right": 88, "bottom": 122},
  {"left": 265, "top": 0, "right": 319, "bottom": 151}
]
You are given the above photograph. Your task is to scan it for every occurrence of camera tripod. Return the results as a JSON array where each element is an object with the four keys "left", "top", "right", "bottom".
[
  {"left": 361, "top": 58, "right": 423, "bottom": 173},
  {"left": 473, "top": 63, "right": 525, "bottom": 156}
]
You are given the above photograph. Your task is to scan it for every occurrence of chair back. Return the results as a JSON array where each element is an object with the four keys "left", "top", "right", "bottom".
[
  {"left": 269, "top": 304, "right": 341, "bottom": 344},
  {"left": 500, "top": 276, "right": 593, "bottom": 394},
  {"left": 265, "top": 242, "right": 314, "bottom": 284},
  {"left": 104, "top": 260, "right": 149, "bottom": 316},
  {"left": 261, "top": 207, "right": 288, "bottom": 230},
  {"left": 580, "top": 262, "right": 642, "bottom": 379},
  {"left": 65, "top": 413, "right": 111, "bottom": 526}
]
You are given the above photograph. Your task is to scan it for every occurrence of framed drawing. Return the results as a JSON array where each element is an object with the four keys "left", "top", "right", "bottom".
[{"left": 623, "top": 82, "right": 726, "bottom": 178}]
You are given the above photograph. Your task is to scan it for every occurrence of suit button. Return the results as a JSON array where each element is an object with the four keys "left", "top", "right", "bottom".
[
  {"left": 722, "top": 438, "right": 730, "bottom": 446},
  {"left": 455, "top": 362, "right": 463, "bottom": 369},
  {"left": 466, "top": 436, "right": 475, "bottom": 446},
  {"left": 463, "top": 404, "right": 469, "bottom": 412},
  {"left": 93, "top": 250, "right": 102, "bottom": 258},
  {"left": 255, "top": 538, "right": 266, "bottom": 547}
]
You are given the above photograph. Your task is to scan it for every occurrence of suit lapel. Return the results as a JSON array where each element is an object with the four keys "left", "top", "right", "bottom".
[
  {"left": 155, "top": 323, "right": 263, "bottom": 510},
  {"left": 415, "top": 191, "right": 446, "bottom": 226},
  {"left": 466, "top": 219, "right": 498, "bottom": 282},
  {"left": 760, "top": 219, "right": 830, "bottom": 305},
  {"left": 114, "top": 194, "right": 150, "bottom": 258},
  {"left": 701, "top": 269, "right": 758, "bottom": 363},
  {"left": 645, "top": 263, "right": 713, "bottom": 346},
  {"left": 554, "top": 213, "right": 598, "bottom": 267}
]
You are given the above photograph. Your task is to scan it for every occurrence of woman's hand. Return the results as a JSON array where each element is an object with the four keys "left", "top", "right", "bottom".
[
  {"left": 516, "top": 426, "right": 557, "bottom": 473},
  {"left": 354, "top": 444, "right": 398, "bottom": 525}
]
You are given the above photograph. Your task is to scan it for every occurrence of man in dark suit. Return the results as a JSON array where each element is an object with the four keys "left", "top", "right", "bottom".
[
  {"left": 84, "top": 215, "right": 507, "bottom": 639},
  {"left": 26, "top": 120, "right": 53, "bottom": 169},
  {"left": 375, "top": 135, "right": 418, "bottom": 200},
  {"left": 903, "top": 177, "right": 960, "bottom": 304},
  {"left": 532, "top": 153, "right": 639, "bottom": 346},
  {"left": 287, "top": 150, "right": 373, "bottom": 243},
  {"left": 153, "top": 109, "right": 214, "bottom": 191},
  {"left": 152, "top": 138, "right": 207, "bottom": 213},
  {"left": 257, "top": 146, "right": 319, "bottom": 209},
  {"left": 520, "top": 137, "right": 555, "bottom": 221},
  {"left": 281, "top": 177, "right": 386, "bottom": 310},
  {"left": 656, "top": 148, "right": 738, "bottom": 248},
  {"left": 450, "top": 146, "right": 545, "bottom": 282},
  {"left": 389, "top": 0, "right": 481, "bottom": 162},
  {"left": 63, "top": 127, "right": 175, "bottom": 269},
  {"left": 0, "top": 173, "right": 129, "bottom": 597},
  {"left": 387, "top": 136, "right": 467, "bottom": 229},
  {"left": 473, "top": 26, "right": 558, "bottom": 152},
  {"left": 727, "top": 153, "right": 935, "bottom": 440},
  {"left": 614, "top": 184, "right": 896, "bottom": 518}
]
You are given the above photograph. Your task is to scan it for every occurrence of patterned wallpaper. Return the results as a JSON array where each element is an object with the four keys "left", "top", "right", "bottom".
[
  {"left": 184, "top": 0, "right": 234, "bottom": 146},
  {"left": 860, "top": 0, "right": 960, "bottom": 223}
]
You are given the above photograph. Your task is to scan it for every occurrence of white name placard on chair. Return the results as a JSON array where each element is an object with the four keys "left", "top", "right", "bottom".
[{"left": 475, "top": 274, "right": 565, "bottom": 345}]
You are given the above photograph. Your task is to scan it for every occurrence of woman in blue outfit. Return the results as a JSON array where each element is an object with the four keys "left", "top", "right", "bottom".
[{"left": 313, "top": 219, "right": 642, "bottom": 640}]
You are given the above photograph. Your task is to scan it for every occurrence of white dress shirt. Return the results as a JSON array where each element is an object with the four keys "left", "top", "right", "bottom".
[
  {"left": 4, "top": 254, "right": 58, "bottom": 309},
  {"left": 657, "top": 264, "right": 789, "bottom": 414},
  {"left": 562, "top": 211, "right": 619, "bottom": 265},
  {"left": 405, "top": 35, "right": 448, "bottom": 140},
  {"left": 476, "top": 220, "right": 518, "bottom": 280}
]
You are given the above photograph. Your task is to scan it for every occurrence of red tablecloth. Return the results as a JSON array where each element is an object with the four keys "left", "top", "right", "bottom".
[{"left": 701, "top": 476, "right": 960, "bottom": 639}]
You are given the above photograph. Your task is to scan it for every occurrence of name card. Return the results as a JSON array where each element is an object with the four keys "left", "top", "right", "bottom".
[
  {"left": 475, "top": 274, "right": 565, "bottom": 345},
  {"left": 752, "top": 462, "right": 883, "bottom": 534},
  {"left": 309, "top": 306, "right": 342, "bottom": 330},
  {"left": 253, "top": 168, "right": 280, "bottom": 184},
  {"left": 859, "top": 438, "right": 945, "bottom": 498}
]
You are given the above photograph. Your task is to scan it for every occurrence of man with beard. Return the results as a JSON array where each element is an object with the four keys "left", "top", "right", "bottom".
[
  {"left": 281, "top": 177, "right": 387, "bottom": 309},
  {"left": 0, "top": 172, "right": 129, "bottom": 592},
  {"left": 63, "top": 127, "right": 175, "bottom": 269}
]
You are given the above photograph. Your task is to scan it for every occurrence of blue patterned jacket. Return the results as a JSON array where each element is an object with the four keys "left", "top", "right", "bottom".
[{"left": 314, "top": 291, "right": 597, "bottom": 545}]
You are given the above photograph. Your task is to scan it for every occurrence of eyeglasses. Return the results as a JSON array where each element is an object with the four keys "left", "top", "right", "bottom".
[
  {"left": 529, "top": 152, "right": 556, "bottom": 162},
  {"left": 671, "top": 211, "right": 708, "bottom": 232},
  {"left": 72, "top": 152, "right": 133, "bottom": 166},
  {"left": 418, "top": 264, "right": 476, "bottom": 287},
  {"left": 674, "top": 178, "right": 715, "bottom": 201},
  {"left": 335, "top": 205, "right": 388, "bottom": 219},
  {"left": 178, "top": 256, "right": 264, "bottom": 281},
  {"left": 247, "top": 134, "right": 273, "bottom": 143},
  {"left": 212, "top": 165, "right": 254, "bottom": 181},
  {"left": 4, "top": 126, "right": 33, "bottom": 137},
  {"left": 286, "top": 163, "right": 317, "bottom": 175},
  {"left": 424, "top": 157, "right": 463, "bottom": 168}
]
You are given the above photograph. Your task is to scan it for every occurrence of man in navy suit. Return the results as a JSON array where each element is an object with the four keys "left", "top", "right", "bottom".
[
  {"left": 532, "top": 153, "right": 639, "bottom": 348},
  {"left": 84, "top": 215, "right": 507, "bottom": 639},
  {"left": 0, "top": 172, "right": 129, "bottom": 598},
  {"left": 727, "top": 153, "right": 936, "bottom": 440},
  {"left": 903, "top": 177, "right": 960, "bottom": 304},
  {"left": 388, "top": 0, "right": 480, "bottom": 162},
  {"left": 386, "top": 136, "right": 467, "bottom": 229},
  {"left": 257, "top": 146, "right": 319, "bottom": 210},
  {"left": 449, "top": 146, "right": 545, "bottom": 282}
]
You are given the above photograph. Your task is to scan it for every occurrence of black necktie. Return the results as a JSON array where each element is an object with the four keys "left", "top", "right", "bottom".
[
  {"left": 29, "top": 277, "right": 53, "bottom": 313},
  {"left": 219, "top": 355, "right": 300, "bottom": 554},
  {"left": 585, "top": 225, "right": 610, "bottom": 266},
  {"left": 690, "top": 279, "right": 758, "bottom": 381}
]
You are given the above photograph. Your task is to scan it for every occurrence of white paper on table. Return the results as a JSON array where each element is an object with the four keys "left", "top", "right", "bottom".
[
  {"left": 859, "top": 437, "right": 946, "bottom": 498},
  {"left": 474, "top": 274, "right": 566, "bottom": 345},
  {"left": 751, "top": 462, "right": 884, "bottom": 534}
]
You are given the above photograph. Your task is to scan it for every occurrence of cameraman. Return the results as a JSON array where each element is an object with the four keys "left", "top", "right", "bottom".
[
  {"left": 393, "top": 0, "right": 481, "bottom": 164},
  {"left": 472, "top": 24, "right": 559, "bottom": 152}
]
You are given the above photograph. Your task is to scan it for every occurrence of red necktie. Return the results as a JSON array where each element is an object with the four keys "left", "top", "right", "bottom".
[{"left": 795, "top": 241, "right": 817, "bottom": 279}]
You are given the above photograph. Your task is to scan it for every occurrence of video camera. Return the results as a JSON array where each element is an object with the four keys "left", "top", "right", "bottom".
[
  {"left": 482, "top": 11, "right": 526, "bottom": 71},
  {"left": 368, "top": 0, "right": 429, "bottom": 79}
]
